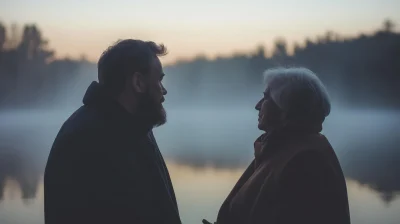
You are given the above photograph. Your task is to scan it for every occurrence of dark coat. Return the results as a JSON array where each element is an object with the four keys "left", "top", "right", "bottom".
[
  {"left": 217, "top": 128, "right": 351, "bottom": 224},
  {"left": 44, "top": 81, "right": 181, "bottom": 224}
]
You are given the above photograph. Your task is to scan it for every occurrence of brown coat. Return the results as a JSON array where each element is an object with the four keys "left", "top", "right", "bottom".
[{"left": 217, "top": 130, "right": 351, "bottom": 224}]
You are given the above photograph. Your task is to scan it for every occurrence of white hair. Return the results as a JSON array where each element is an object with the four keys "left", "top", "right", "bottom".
[{"left": 263, "top": 67, "right": 331, "bottom": 120}]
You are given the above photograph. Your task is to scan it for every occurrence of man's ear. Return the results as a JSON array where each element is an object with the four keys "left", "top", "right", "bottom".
[{"left": 131, "top": 72, "right": 147, "bottom": 93}]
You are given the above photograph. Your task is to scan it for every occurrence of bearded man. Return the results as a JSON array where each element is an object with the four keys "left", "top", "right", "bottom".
[{"left": 44, "top": 39, "right": 181, "bottom": 224}]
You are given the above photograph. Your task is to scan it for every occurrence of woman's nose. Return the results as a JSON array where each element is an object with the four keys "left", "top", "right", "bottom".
[{"left": 255, "top": 99, "right": 262, "bottom": 110}]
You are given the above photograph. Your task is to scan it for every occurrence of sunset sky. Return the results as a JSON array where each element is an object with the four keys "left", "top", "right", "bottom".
[{"left": 1, "top": 0, "right": 399, "bottom": 64}]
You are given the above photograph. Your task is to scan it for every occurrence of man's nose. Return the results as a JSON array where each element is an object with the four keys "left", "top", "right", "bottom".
[{"left": 162, "top": 84, "right": 167, "bottom": 95}]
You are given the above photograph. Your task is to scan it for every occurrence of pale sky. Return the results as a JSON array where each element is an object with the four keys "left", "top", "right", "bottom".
[{"left": 1, "top": 0, "right": 399, "bottom": 64}]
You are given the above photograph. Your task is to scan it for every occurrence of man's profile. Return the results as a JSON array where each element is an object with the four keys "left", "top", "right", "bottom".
[{"left": 44, "top": 39, "right": 181, "bottom": 224}]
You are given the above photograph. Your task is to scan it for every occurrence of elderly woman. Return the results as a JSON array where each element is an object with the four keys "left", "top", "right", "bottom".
[{"left": 205, "top": 67, "right": 351, "bottom": 224}]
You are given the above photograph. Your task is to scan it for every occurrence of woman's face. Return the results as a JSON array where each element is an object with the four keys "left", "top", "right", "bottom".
[{"left": 255, "top": 90, "right": 283, "bottom": 131}]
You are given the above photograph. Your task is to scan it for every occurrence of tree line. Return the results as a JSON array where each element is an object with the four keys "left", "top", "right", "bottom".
[{"left": 0, "top": 20, "right": 399, "bottom": 109}]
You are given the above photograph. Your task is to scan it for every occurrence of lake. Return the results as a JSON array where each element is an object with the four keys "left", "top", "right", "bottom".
[{"left": 0, "top": 107, "right": 399, "bottom": 224}]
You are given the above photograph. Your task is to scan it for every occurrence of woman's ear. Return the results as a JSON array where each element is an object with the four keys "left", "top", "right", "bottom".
[{"left": 131, "top": 72, "right": 148, "bottom": 93}]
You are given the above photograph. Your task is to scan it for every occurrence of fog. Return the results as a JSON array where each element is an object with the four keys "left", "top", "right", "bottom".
[
  {"left": 1, "top": 56, "right": 400, "bottom": 206},
  {"left": 1, "top": 66, "right": 400, "bottom": 223},
  {"left": 1, "top": 102, "right": 399, "bottom": 202}
]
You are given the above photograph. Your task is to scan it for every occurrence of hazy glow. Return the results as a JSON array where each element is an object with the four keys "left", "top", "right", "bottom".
[{"left": 1, "top": 0, "right": 400, "bottom": 63}]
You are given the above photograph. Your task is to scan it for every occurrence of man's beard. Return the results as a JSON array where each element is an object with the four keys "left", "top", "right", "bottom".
[{"left": 136, "top": 92, "right": 166, "bottom": 128}]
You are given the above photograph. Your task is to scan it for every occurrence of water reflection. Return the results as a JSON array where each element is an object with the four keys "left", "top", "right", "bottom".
[
  {"left": 0, "top": 162, "right": 399, "bottom": 224},
  {"left": 0, "top": 147, "right": 42, "bottom": 201}
]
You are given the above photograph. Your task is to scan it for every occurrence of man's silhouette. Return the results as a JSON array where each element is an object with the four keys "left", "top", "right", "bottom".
[{"left": 44, "top": 39, "right": 181, "bottom": 224}]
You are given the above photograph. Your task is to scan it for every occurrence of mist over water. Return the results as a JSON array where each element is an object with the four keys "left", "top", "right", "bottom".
[
  {"left": 1, "top": 67, "right": 400, "bottom": 223},
  {"left": 1, "top": 105, "right": 399, "bottom": 185},
  {"left": 1, "top": 102, "right": 400, "bottom": 223}
]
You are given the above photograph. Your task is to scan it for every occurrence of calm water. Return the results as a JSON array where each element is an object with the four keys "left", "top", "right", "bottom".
[{"left": 0, "top": 107, "right": 399, "bottom": 224}]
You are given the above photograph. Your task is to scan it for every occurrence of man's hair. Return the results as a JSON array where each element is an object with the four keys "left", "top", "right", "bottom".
[
  {"left": 97, "top": 39, "right": 167, "bottom": 95},
  {"left": 263, "top": 67, "right": 331, "bottom": 123}
]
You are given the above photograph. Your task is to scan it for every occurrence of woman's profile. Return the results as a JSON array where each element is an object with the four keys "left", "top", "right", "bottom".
[{"left": 204, "top": 67, "right": 351, "bottom": 224}]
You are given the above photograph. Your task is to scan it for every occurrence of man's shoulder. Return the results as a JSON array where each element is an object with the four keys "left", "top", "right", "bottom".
[
  {"left": 61, "top": 105, "right": 108, "bottom": 134},
  {"left": 53, "top": 105, "right": 145, "bottom": 150},
  {"left": 51, "top": 106, "right": 110, "bottom": 148}
]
